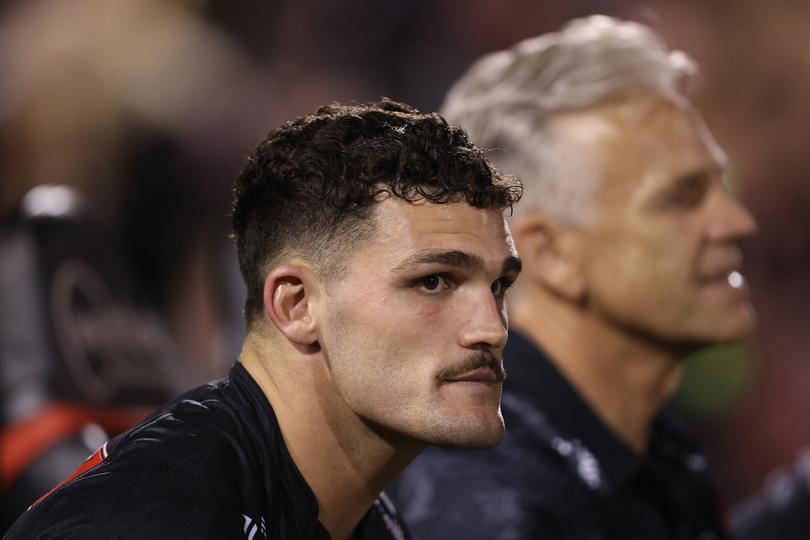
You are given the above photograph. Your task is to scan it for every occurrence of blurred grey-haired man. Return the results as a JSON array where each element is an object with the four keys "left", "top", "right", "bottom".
[{"left": 392, "top": 15, "right": 756, "bottom": 540}]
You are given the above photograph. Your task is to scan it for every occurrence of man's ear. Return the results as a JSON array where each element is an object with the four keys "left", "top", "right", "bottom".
[
  {"left": 512, "top": 214, "right": 587, "bottom": 303},
  {"left": 262, "top": 264, "right": 320, "bottom": 347}
]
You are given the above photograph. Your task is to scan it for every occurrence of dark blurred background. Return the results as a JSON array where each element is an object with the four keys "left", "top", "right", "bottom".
[{"left": 1, "top": 0, "right": 809, "bottom": 514}]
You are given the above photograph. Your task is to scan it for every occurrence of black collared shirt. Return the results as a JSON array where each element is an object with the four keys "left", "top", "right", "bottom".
[
  {"left": 5, "top": 363, "right": 409, "bottom": 539},
  {"left": 390, "top": 331, "right": 726, "bottom": 540}
]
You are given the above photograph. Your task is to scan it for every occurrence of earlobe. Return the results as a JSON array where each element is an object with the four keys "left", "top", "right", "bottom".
[
  {"left": 263, "top": 266, "right": 320, "bottom": 346},
  {"left": 513, "top": 215, "right": 587, "bottom": 303}
]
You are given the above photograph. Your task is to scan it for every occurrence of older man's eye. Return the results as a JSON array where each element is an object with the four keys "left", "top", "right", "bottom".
[{"left": 659, "top": 172, "right": 711, "bottom": 210}]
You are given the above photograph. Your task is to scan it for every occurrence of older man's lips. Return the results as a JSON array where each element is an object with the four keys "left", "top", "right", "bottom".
[{"left": 698, "top": 268, "right": 749, "bottom": 300}]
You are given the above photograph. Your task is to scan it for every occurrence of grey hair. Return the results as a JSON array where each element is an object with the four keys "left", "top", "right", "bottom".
[{"left": 441, "top": 15, "right": 697, "bottom": 224}]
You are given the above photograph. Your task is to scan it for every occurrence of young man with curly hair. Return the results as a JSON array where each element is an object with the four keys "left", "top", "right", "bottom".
[{"left": 5, "top": 99, "right": 522, "bottom": 540}]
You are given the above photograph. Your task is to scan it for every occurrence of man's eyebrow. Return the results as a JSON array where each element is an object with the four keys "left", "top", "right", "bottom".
[
  {"left": 673, "top": 166, "right": 717, "bottom": 189},
  {"left": 392, "top": 250, "right": 485, "bottom": 274},
  {"left": 392, "top": 249, "right": 522, "bottom": 276},
  {"left": 646, "top": 165, "right": 720, "bottom": 209}
]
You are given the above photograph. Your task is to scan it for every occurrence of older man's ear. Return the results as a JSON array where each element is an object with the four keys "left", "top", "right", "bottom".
[{"left": 512, "top": 214, "right": 587, "bottom": 303}]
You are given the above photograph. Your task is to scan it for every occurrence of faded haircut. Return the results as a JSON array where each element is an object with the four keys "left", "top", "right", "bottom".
[{"left": 232, "top": 98, "right": 521, "bottom": 326}]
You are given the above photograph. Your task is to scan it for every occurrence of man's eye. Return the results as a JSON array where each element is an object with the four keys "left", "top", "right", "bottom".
[
  {"left": 669, "top": 183, "right": 706, "bottom": 208},
  {"left": 491, "top": 277, "right": 514, "bottom": 297},
  {"left": 416, "top": 275, "right": 449, "bottom": 294},
  {"left": 659, "top": 174, "right": 711, "bottom": 210}
]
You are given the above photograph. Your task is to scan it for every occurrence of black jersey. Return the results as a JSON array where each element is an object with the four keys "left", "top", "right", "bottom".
[{"left": 5, "top": 363, "right": 409, "bottom": 539}]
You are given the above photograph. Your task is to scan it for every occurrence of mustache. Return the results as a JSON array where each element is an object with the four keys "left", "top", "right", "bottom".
[{"left": 435, "top": 351, "right": 506, "bottom": 382}]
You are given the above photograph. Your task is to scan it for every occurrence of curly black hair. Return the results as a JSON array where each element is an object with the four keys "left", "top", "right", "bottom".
[{"left": 232, "top": 98, "right": 521, "bottom": 325}]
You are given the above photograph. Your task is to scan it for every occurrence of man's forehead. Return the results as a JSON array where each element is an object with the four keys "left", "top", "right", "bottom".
[
  {"left": 551, "top": 110, "right": 618, "bottom": 150},
  {"left": 371, "top": 198, "right": 515, "bottom": 261},
  {"left": 590, "top": 99, "right": 725, "bottom": 202}
]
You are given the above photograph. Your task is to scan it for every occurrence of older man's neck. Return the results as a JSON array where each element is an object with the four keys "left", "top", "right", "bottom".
[
  {"left": 510, "top": 292, "right": 683, "bottom": 454},
  {"left": 239, "top": 335, "right": 422, "bottom": 540}
]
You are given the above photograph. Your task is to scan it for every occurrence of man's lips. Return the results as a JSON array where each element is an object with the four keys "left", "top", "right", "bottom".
[
  {"left": 698, "top": 267, "right": 746, "bottom": 287},
  {"left": 444, "top": 367, "right": 502, "bottom": 384},
  {"left": 698, "top": 249, "right": 744, "bottom": 283},
  {"left": 436, "top": 351, "right": 506, "bottom": 383}
]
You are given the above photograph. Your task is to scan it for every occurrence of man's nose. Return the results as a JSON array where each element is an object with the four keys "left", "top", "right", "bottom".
[
  {"left": 707, "top": 187, "right": 758, "bottom": 242},
  {"left": 458, "top": 292, "right": 508, "bottom": 350}
]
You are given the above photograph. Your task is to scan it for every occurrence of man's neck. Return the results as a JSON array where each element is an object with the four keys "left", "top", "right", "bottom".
[
  {"left": 240, "top": 336, "right": 421, "bottom": 540},
  {"left": 510, "top": 289, "right": 683, "bottom": 454}
]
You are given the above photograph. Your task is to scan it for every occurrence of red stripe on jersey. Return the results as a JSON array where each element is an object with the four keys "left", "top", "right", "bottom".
[{"left": 31, "top": 443, "right": 108, "bottom": 508}]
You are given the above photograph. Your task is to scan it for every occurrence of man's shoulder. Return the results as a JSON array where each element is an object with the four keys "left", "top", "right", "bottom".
[
  {"left": 731, "top": 447, "right": 810, "bottom": 540},
  {"left": 114, "top": 379, "right": 245, "bottom": 454},
  {"left": 5, "top": 378, "right": 270, "bottom": 539},
  {"left": 97, "top": 378, "right": 254, "bottom": 481}
]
